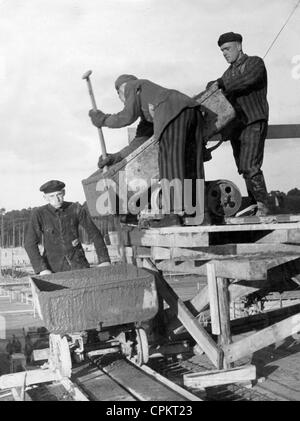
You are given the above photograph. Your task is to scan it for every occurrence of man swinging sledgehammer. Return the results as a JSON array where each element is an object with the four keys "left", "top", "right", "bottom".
[{"left": 88, "top": 74, "right": 206, "bottom": 227}]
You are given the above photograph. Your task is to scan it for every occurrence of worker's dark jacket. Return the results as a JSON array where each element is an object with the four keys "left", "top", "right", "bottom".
[
  {"left": 103, "top": 79, "right": 200, "bottom": 140},
  {"left": 220, "top": 54, "right": 269, "bottom": 125},
  {"left": 24, "top": 201, "right": 110, "bottom": 274}
]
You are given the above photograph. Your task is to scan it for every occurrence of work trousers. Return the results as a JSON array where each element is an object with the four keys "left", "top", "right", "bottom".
[
  {"left": 230, "top": 120, "right": 268, "bottom": 204},
  {"left": 159, "top": 107, "right": 204, "bottom": 214}
]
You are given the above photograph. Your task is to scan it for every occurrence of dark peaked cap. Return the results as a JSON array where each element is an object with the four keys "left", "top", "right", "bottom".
[
  {"left": 40, "top": 180, "right": 65, "bottom": 193},
  {"left": 115, "top": 74, "right": 138, "bottom": 90},
  {"left": 218, "top": 32, "right": 243, "bottom": 47}
]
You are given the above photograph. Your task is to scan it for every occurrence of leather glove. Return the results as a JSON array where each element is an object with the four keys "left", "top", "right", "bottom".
[
  {"left": 89, "top": 109, "right": 107, "bottom": 127},
  {"left": 98, "top": 152, "right": 123, "bottom": 169},
  {"left": 39, "top": 269, "right": 52, "bottom": 276},
  {"left": 216, "top": 78, "right": 225, "bottom": 90}
]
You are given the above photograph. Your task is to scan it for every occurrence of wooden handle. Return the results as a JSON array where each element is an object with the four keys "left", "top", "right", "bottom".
[{"left": 84, "top": 76, "right": 108, "bottom": 164}]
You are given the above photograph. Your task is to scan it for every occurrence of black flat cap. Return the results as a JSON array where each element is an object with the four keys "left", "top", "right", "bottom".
[
  {"left": 218, "top": 32, "right": 243, "bottom": 47},
  {"left": 40, "top": 180, "right": 65, "bottom": 193}
]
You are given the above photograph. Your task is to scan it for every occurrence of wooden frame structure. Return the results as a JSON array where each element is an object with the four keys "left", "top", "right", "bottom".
[{"left": 109, "top": 218, "right": 300, "bottom": 371}]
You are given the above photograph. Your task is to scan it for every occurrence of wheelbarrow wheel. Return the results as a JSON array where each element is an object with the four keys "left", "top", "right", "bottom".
[
  {"left": 133, "top": 328, "right": 149, "bottom": 366},
  {"left": 48, "top": 333, "right": 72, "bottom": 378}
]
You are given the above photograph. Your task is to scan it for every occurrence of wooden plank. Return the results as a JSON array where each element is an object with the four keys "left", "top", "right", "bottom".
[
  {"left": 230, "top": 303, "right": 300, "bottom": 335},
  {"left": 59, "top": 378, "right": 89, "bottom": 401},
  {"left": 268, "top": 256, "right": 300, "bottom": 284},
  {"left": 183, "top": 365, "right": 256, "bottom": 389},
  {"left": 122, "top": 225, "right": 300, "bottom": 248},
  {"left": 128, "top": 229, "right": 209, "bottom": 247},
  {"left": 157, "top": 254, "right": 300, "bottom": 281},
  {"left": 151, "top": 244, "right": 300, "bottom": 260},
  {"left": 288, "top": 229, "right": 300, "bottom": 243},
  {"left": 255, "top": 230, "right": 290, "bottom": 244},
  {"left": 11, "top": 387, "right": 25, "bottom": 401},
  {"left": 291, "top": 277, "right": 300, "bottom": 287},
  {"left": 136, "top": 246, "right": 152, "bottom": 258},
  {"left": 266, "top": 290, "right": 300, "bottom": 300},
  {"left": 226, "top": 214, "right": 300, "bottom": 225},
  {"left": 102, "top": 358, "right": 187, "bottom": 401},
  {"left": 143, "top": 259, "right": 222, "bottom": 368},
  {"left": 217, "top": 277, "right": 232, "bottom": 369},
  {"left": 107, "top": 245, "right": 134, "bottom": 257},
  {"left": 0, "top": 369, "right": 61, "bottom": 389},
  {"left": 206, "top": 263, "right": 220, "bottom": 335},
  {"left": 136, "top": 363, "right": 202, "bottom": 401},
  {"left": 164, "top": 283, "right": 210, "bottom": 336},
  {"left": 224, "top": 313, "right": 300, "bottom": 363},
  {"left": 72, "top": 365, "right": 136, "bottom": 401},
  {"left": 137, "top": 222, "right": 300, "bottom": 233},
  {"left": 0, "top": 391, "right": 13, "bottom": 400}
]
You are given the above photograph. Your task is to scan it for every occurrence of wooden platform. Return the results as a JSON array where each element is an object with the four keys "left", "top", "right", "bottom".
[
  {"left": 1, "top": 217, "right": 300, "bottom": 400},
  {"left": 111, "top": 219, "right": 300, "bottom": 249},
  {"left": 107, "top": 218, "right": 300, "bottom": 379}
]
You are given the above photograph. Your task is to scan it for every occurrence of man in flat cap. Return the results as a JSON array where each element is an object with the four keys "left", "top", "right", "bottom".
[
  {"left": 88, "top": 74, "right": 205, "bottom": 226},
  {"left": 24, "top": 180, "right": 110, "bottom": 275},
  {"left": 208, "top": 32, "right": 270, "bottom": 216}
]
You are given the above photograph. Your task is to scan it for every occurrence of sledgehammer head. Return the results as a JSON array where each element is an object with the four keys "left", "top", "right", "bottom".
[{"left": 82, "top": 70, "right": 92, "bottom": 80}]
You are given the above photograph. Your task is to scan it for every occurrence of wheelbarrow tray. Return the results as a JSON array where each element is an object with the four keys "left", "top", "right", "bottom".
[{"left": 30, "top": 264, "right": 158, "bottom": 335}]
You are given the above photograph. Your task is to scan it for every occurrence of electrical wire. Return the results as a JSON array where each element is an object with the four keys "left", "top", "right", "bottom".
[{"left": 264, "top": 0, "right": 300, "bottom": 58}]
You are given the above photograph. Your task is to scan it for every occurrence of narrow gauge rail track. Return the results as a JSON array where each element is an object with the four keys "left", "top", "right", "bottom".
[
  {"left": 71, "top": 356, "right": 201, "bottom": 401},
  {"left": 5, "top": 357, "right": 201, "bottom": 401},
  {"left": 1, "top": 352, "right": 277, "bottom": 401}
]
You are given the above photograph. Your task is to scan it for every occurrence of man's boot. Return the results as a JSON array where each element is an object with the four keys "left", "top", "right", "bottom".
[
  {"left": 236, "top": 178, "right": 258, "bottom": 217},
  {"left": 249, "top": 173, "right": 270, "bottom": 217},
  {"left": 256, "top": 201, "right": 270, "bottom": 217}
]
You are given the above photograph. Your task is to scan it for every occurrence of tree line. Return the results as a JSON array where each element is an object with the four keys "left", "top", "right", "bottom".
[
  {"left": 0, "top": 187, "right": 300, "bottom": 248},
  {"left": 0, "top": 207, "right": 91, "bottom": 248}
]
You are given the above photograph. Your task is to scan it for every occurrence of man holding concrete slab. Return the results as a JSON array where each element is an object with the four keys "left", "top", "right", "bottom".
[{"left": 208, "top": 32, "right": 270, "bottom": 216}]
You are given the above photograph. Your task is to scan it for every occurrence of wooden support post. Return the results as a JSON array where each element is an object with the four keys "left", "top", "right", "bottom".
[
  {"left": 206, "top": 263, "right": 220, "bottom": 335},
  {"left": 224, "top": 313, "right": 300, "bottom": 364},
  {"left": 144, "top": 259, "right": 222, "bottom": 368},
  {"left": 216, "top": 277, "right": 232, "bottom": 369}
]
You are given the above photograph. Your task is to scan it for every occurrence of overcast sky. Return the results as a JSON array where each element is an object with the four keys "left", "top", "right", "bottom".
[{"left": 0, "top": 0, "right": 299, "bottom": 211}]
